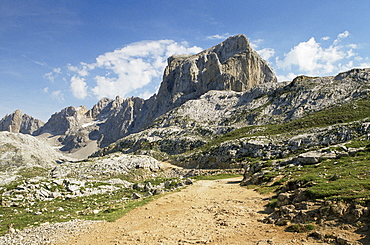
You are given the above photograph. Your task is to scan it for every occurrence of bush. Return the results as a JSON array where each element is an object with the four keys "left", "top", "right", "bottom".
[{"left": 286, "top": 224, "right": 315, "bottom": 233}]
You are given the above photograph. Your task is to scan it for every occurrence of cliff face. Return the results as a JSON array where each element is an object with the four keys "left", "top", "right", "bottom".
[
  {"left": 0, "top": 110, "right": 44, "bottom": 135},
  {"left": 136, "top": 34, "right": 277, "bottom": 131}
]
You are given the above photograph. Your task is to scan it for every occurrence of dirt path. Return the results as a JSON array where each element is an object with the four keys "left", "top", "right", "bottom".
[{"left": 58, "top": 178, "right": 326, "bottom": 245}]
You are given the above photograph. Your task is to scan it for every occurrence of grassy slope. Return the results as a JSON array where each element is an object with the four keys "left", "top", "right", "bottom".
[{"left": 205, "top": 97, "right": 370, "bottom": 149}]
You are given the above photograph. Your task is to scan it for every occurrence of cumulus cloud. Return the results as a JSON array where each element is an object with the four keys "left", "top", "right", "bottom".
[
  {"left": 51, "top": 90, "right": 64, "bottom": 102},
  {"left": 250, "top": 39, "right": 264, "bottom": 49},
  {"left": 257, "top": 48, "right": 275, "bottom": 61},
  {"left": 67, "top": 63, "right": 90, "bottom": 77},
  {"left": 53, "top": 68, "right": 61, "bottom": 74},
  {"left": 275, "top": 31, "right": 354, "bottom": 76},
  {"left": 277, "top": 73, "right": 297, "bottom": 82},
  {"left": 206, "top": 33, "right": 231, "bottom": 40},
  {"left": 70, "top": 75, "right": 88, "bottom": 99},
  {"left": 68, "top": 40, "right": 202, "bottom": 99},
  {"left": 359, "top": 61, "right": 370, "bottom": 68}
]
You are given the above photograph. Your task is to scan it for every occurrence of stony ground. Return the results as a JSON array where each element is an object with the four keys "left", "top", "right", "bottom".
[{"left": 54, "top": 177, "right": 361, "bottom": 245}]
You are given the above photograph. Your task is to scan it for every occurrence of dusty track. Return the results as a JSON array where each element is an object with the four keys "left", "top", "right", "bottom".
[{"left": 58, "top": 178, "right": 328, "bottom": 244}]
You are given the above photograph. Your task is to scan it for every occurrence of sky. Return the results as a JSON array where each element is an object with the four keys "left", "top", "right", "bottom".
[{"left": 1, "top": 1, "right": 370, "bottom": 121}]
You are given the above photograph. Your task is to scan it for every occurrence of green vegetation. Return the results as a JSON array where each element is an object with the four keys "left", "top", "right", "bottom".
[
  {"left": 293, "top": 149, "right": 370, "bottom": 201},
  {"left": 0, "top": 176, "right": 184, "bottom": 236},
  {"left": 252, "top": 144, "right": 370, "bottom": 202},
  {"left": 196, "top": 97, "right": 370, "bottom": 152},
  {"left": 286, "top": 223, "right": 315, "bottom": 233},
  {"left": 192, "top": 173, "right": 242, "bottom": 180}
]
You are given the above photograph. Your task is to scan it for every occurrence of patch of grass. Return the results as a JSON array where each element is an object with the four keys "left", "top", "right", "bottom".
[
  {"left": 345, "top": 139, "right": 370, "bottom": 148},
  {"left": 254, "top": 185, "right": 278, "bottom": 195},
  {"left": 280, "top": 150, "right": 370, "bottom": 201},
  {"left": 267, "top": 198, "right": 278, "bottom": 208},
  {"left": 192, "top": 173, "right": 242, "bottom": 180},
  {"left": 286, "top": 224, "right": 315, "bottom": 233},
  {"left": 0, "top": 175, "right": 180, "bottom": 236},
  {"left": 193, "top": 97, "right": 370, "bottom": 153}
]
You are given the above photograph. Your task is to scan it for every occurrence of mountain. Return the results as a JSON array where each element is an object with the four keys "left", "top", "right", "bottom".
[
  {"left": 0, "top": 110, "right": 44, "bottom": 135},
  {"left": 1, "top": 34, "right": 275, "bottom": 158}
]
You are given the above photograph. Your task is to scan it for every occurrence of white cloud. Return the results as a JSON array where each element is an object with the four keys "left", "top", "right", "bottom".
[
  {"left": 334, "top": 30, "right": 350, "bottom": 45},
  {"left": 257, "top": 48, "right": 275, "bottom": 61},
  {"left": 250, "top": 39, "right": 264, "bottom": 49},
  {"left": 53, "top": 68, "right": 61, "bottom": 74},
  {"left": 51, "top": 90, "right": 64, "bottom": 102},
  {"left": 277, "top": 72, "right": 297, "bottom": 82},
  {"left": 359, "top": 61, "right": 370, "bottom": 68},
  {"left": 67, "top": 63, "right": 89, "bottom": 77},
  {"left": 206, "top": 33, "right": 230, "bottom": 40},
  {"left": 70, "top": 75, "right": 88, "bottom": 99},
  {"left": 139, "top": 90, "right": 154, "bottom": 100},
  {"left": 338, "top": 61, "right": 354, "bottom": 71},
  {"left": 68, "top": 40, "right": 202, "bottom": 99},
  {"left": 346, "top": 49, "right": 356, "bottom": 58},
  {"left": 275, "top": 33, "right": 352, "bottom": 76},
  {"left": 44, "top": 67, "right": 62, "bottom": 82},
  {"left": 44, "top": 71, "right": 54, "bottom": 82},
  {"left": 43, "top": 87, "right": 48, "bottom": 93},
  {"left": 322, "top": 36, "right": 330, "bottom": 41}
]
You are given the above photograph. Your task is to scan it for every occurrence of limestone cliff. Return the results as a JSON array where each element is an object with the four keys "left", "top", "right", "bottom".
[
  {"left": 135, "top": 34, "right": 277, "bottom": 131},
  {"left": 0, "top": 110, "right": 44, "bottom": 135}
]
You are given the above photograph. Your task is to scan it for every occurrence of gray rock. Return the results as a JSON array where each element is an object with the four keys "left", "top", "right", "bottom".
[
  {"left": 0, "top": 131, "right": 70, "bottom": 170},
  {"left": 0, "top": 109, "right": 44, "bottom": 135},
  {"left": 132, "top": 192, "right": 142, "bottom": 199}
]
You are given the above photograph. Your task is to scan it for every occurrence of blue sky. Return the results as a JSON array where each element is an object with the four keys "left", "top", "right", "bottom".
[{"left": 1, "top": 1, "right": 369, "bottom": 121}]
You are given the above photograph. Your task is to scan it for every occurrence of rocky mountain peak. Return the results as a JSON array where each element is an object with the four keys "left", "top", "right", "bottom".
[
  {"left": 139, "top": 34, "right": 277, "bottom": 131},
  {"left": 0, "top": 109, "right": 44, "bottom": 135},
  {"left": 201, "top": 34, "right": 251, "bottom": 63},
  {"left": 36, "top": 106, "right": 89, "bottom": 136}
]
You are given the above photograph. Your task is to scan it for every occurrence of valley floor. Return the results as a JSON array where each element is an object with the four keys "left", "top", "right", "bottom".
[{"left": 55, "top": 177, "right": 361, "bottom": 245}]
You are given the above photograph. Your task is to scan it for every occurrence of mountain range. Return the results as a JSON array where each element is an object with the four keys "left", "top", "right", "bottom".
[{"left": 0, "top": 34, "right": 369, "bottom": 164}]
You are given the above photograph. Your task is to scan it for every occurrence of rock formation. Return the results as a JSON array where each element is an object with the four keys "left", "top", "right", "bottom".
[
  {"left": 0, "top": 131, "right": 69, "bottom": 169},
  {"left": 0, "top": 110, "right": 44, "bottom": 135}
]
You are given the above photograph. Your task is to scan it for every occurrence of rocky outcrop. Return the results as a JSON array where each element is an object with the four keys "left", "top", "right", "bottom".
[
  {"left": 0, "top": 131, "right": 69, "bottom": 169},
  {"left": 35, "top": 106, "right": 89, "bottom": 136},
  {"left": 0, "top": 110, "right": 44, "bottom": 135},
  {"left": 174, "top": 119, "right": 370, "bottom": 168},
  {"left": 50, "top": 153, "right": 162, "bottom": 179}
]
